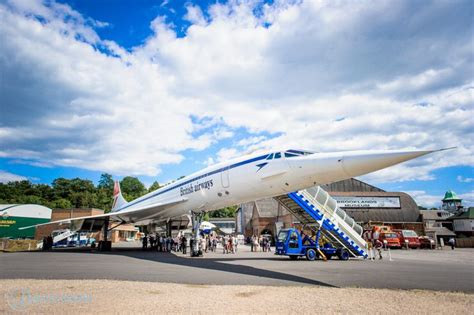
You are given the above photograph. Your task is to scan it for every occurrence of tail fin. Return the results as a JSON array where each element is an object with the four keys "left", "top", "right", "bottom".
[{"left": 111, "top": 180, "right": 128, "bottom": 212}]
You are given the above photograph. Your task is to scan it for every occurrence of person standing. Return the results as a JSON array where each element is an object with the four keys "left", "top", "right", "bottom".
[
  {"left": 448, "top": 238, "right": 455, "bottom": 250},
  {"left": 233, "top": 235, "right": 238, "bottom": 253},
  {"left": 371, "top": 229, "right": 380, "bottom": 260},
  {"left": 223, "top": 235, "right": 228, "bottom": 254},
  {"left": 149, "top": 235, "right": 155, "bottom": 249},
  {"left": 182, "top": 236, "right": 187, "bottom": 254},
  {"left": 142, "top": 235, "right": 148, "bottom": 250},
  {"left": 212, "top": 238, "right": 217, "bottom": 252},
  {"left": 253, "top": 235, "right": 259, "bottom": 252},
  {"left": 374, "top": 239, "right": 383, "bottom": 260}
]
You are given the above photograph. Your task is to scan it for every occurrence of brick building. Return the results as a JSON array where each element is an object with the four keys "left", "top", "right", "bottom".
[{"left": 35, "top": 208, "right": 138, "bottom": 243}]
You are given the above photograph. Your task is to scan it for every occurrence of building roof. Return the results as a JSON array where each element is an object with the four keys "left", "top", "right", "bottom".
[
  {"left": 321, "top": 178, "right": 385, "bottom": 193},
  {"left": 420, "top": 209, "right": 453, "bottom": 221},
  {"left": 0, "top": 204, "right": 52, "bottom": 219},
  {"left": 449, "top": 207, "right": 474, "bottom": 220},
  {"left": 425, "top": 226, "right": 456, "bottom": 236},
  {"left": 442, "top": 190, "right": 462, "bottom": 202}
]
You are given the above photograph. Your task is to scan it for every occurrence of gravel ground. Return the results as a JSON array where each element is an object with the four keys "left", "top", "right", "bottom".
[{"left": 1, "top": 279, "right": 472, "bottom": 314}]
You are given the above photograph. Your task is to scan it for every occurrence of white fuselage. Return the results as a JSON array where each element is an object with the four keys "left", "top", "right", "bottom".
[{"left": 115, "top": 148, "right": 433, "bottom": 225}]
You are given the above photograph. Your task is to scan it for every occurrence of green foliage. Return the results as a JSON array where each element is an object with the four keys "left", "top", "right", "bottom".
[
  {"left": 148, "top": 181, "right": 162, "bottom": 192},
  {"left": 120, "top": 176, "right": 146, "bottom": 201},
  {"left": 98, "top": 173, "right": 114, "bottom": 191},
  {"left": 0, "top": 173, "right": 149, "bottom": 211},
  {"left": 209, "top": 205, "right": 237, "bottom": 218}
]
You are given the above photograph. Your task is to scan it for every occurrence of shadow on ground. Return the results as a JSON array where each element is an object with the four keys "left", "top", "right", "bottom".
[{"left": 26, "top": 246, "right": 336, "bottom": 287}]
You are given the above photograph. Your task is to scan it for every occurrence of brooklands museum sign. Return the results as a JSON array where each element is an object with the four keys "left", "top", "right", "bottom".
[{"left": 333, "top": 196, "right": 401, "bottom": 208}]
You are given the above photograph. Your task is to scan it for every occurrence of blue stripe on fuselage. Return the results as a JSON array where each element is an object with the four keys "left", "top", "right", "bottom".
[{"left": 116, "top": 154, "right": 269, "bottom": 212}]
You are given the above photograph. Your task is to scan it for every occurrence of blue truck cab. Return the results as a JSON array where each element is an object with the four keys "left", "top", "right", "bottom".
[{"left": 275, "top": 228, "right": 350, "bottom": 261}]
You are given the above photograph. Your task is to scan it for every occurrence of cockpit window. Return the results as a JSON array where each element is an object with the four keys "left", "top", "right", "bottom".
[
  {"left": 285, "top": 150, "right": 313, "bottom": 158},
  {"left": 266, "top": 153, "right": 274, "bottom": 160},
  {"left": 274, "top": 152, "right": 281, "bottom": 159}
]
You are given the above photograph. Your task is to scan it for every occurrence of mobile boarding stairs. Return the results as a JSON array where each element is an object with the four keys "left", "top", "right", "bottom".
[{"left": 275, "top": 186, "right": 368, "bottom": 258}]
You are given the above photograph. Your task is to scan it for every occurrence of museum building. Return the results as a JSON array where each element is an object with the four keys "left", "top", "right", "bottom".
[{"left": 237, "top": 178, "right": 422, "bottom": 238}]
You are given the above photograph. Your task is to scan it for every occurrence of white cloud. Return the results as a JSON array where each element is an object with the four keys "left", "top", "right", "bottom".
[
  {"left": 216, "top": 147, "right": 240, "bottom": 163},
  {"left": 458, "top": 190, "right": 474, "bottom": 207},
  {"left": 404, "top": 190, "right": 441, "bottom": 208},
  {"left": 457, "top": 176, "right": 474, "bottom": 183},
  {"left": 0, "top": 170, "right": 28, "bottom": 183},
  {"left": 184, "top": 4, "right": 208, "bottom": 26},
  {"left": 405, "top": 189, "right": 474, "bottom": 208},
  {"left": 0, "top": 0, "right": 472, "bottom": 181}
]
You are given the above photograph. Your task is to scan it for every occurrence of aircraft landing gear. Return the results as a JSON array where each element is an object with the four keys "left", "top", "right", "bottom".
[
  {"left": 98, "top": 218, "right": 111, "bottom": 251},
  {"left": 190, "top": 211, "right": 204, "bottom": 257}
]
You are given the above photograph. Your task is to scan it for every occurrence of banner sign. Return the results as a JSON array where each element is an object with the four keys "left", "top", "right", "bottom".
[{"left": 333, "top": 196, "right": 401, "bottom": 208}]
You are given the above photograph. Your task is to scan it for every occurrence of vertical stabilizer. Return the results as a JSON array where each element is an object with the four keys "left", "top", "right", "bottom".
[{"left": 111, "top": 180, "right": 128, "bottom": 212}]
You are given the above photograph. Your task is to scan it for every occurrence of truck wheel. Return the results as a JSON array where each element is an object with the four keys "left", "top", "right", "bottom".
[
  {"left": 306, "top": 249, "right": 316, "bottom": 261},
  {"left": 289, "top": 255, "right": 298, "bottom": 260},
  {"left": 337, "top": 248, "right": 350, "bottom": 261}
]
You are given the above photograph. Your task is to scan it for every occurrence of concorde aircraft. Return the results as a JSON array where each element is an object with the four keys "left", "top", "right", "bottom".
[{"left": 22, "top": 148, "right": 449, "bottom": 253}]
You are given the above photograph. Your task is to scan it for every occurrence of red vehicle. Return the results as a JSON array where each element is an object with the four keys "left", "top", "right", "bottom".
[
  {"left": 394, "top": 229, "right": 420, "bottom": 249},
  {"left": 379, "top": 232, "right": 401, "bottom": 249}
]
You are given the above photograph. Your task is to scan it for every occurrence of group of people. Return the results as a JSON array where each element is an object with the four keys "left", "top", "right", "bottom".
[
  {"left": 142, "top": 234, "right": 176, "bottom": 252},
  {"left": 249, "top": 235, "right": 272, "bottom": 252},
  {"left": 193, "top": 234, "right": 236, "bottom": 254},
  {"left": 140, "top": 233, "right": 198, "bottom": 255},
  {"left": 221, "top": 235, "right": 238, "bottom": 254},
  {"left": 141, "top": 232, "right": 244, "bottom": 255},
  {"left": 366, "top": 230, "right": 384, "bottom": 260}
]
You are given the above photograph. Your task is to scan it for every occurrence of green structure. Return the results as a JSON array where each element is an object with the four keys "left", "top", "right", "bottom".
[
  {"left": 0, "top": 204, "right": 51, "bottom": 239},
  {"left": 442, "top": 190, "right": 463, "bottom": 213}
]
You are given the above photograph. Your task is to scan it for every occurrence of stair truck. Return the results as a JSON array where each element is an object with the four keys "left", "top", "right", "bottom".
[{"left": 275, "top": 228, "right": 350, "bottom": 261}]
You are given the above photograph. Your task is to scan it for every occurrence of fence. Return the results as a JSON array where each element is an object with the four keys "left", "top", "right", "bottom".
[{"left": 455, "top": 237, "right": 474, "bottom": 248}]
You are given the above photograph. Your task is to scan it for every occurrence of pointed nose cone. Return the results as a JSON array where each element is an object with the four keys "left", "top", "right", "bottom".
[{"left": 341, "top": 149, "right": 435, "bottom": 178}]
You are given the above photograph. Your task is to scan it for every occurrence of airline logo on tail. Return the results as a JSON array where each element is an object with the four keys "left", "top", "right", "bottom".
[{"left": 111, "top": 181, "right": 128, "bottom": 212}]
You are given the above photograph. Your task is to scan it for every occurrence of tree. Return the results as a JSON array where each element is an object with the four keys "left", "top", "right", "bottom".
[
  {"left": 49, "top": 198, "right": 73, "bottom": 209},
  {"left": 209, "top": 205, "right": 238, "bottom": 218},
  {"left": 148, "top": 181, "right": 162, "bottom": 192},
  {"left": 98, "top": 173, "right": 114, "bottom": 191},
  {"left": 120, "top": 176, "right": 146, "bottom": 201},
  {"left": 97, "top": 173, "right": 115, "bottom": 212}
]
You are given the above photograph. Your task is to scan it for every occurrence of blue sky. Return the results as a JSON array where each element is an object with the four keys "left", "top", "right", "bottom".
[{"left": 0, "top": 0, "right": 473, "bottom": 208}]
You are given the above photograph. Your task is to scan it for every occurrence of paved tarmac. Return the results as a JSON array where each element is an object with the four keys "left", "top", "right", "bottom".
[{"left": 1, "top": 244, "right": 473, "bottom": 292}]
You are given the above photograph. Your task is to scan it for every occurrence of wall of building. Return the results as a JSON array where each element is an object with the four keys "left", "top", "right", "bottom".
[
  {"left": 35, "top": 208, "right": 104, "bottom": 240},
  {"left": 0, "top": 204, "right": 52, "bottom": 239}
]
